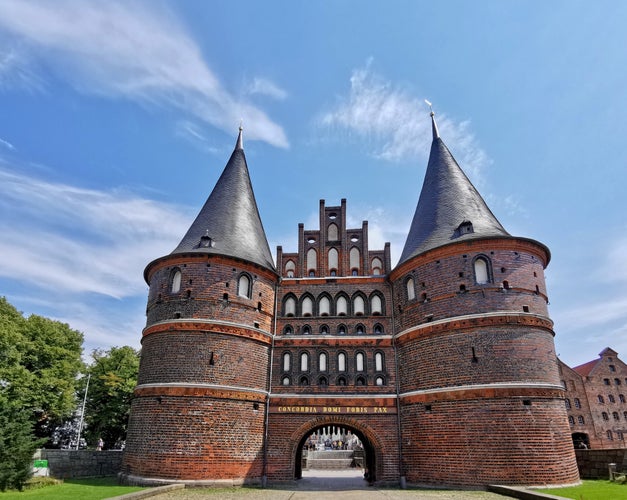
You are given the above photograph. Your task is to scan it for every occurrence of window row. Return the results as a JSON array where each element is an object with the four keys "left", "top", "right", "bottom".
[
  {"left": 597, "top": 394, "right": 626, "bottom": 404},
  {"left": 168, "top": 268, "right": 254, "bottom": 299},
  {"left": 283, "top": 293, "right": 385, "bottom": 317},
  {"left": 283, "top": 323, "right": 385, "bottom": 336},
  {"left": 565, "top": 398, "right": 582, "bottom": 409},
  {"left": 603, "top": 378, "right": 624, "bottom": 386},
  {"left": 606, "top": 430, "right": 624, "bottom": 441},
  {"left": 568, "top": 415, "right": 586, "bottom": 425},
  {"left": 284, "top": 250, "right": 384, "bottom": 277},
  {"left": 601, "top": 411, "right": 627, "bottom": 421},
  {"left": 282, "top": 351, "right": 385, "bottom": 373},
  {"left": 281, "top": 374, "right": 386, "bottom": 387}
]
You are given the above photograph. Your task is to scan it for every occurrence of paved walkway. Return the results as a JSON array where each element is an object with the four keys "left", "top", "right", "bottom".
[{"left": 151, "top": 470, "right": 508, "bottom": 500}]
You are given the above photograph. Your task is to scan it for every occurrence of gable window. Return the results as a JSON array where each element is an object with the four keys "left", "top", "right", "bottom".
[
  {"left": 371, "top": 295, "right": 383, "bottom": 315},
  {"left": 282, "top": 352, "right": 291, "bottom": 372},
  {"left": 284, "top": 297, "right": 296, "bottom": 317},
  {"left": 302, "top": 296, "right": 313, "bottom": 317},
  {"left": 354, "top": 295, "right": 365, "bottom": 316},
  {"left": 338, "top": 353, "right": 346, "bottom": 372},
  {"left": 349, "top": 247, "right": 360, "bottom": 273},
  {"left": 319, "top": 296, "right": 331, "bottom": 316},
  {"left": 327, "top": 223, "right": 338, "bottom": 241},
  {"left": 356, "top": 353, "right": 365, "bottom": 372},
  {"left": 371, "top": 257, "right": 383, "bottom": 275},
  {"left": 171, "top": 269, "right": 182, "bottom": 293},
  {"left": 319, "top": 352, "right": 327, "bottom": 372},
  {"left": 328, "top": 248, "right": 338, "bottom": 275},
  {"left": 306, "top": 248, "right": 317, "bottom": 276},
  {"left": 285, "top": 260, "right": 295, "bottom": 278},
  {"left": 337, "top": 296, "right": 348, "bottom": 316}
]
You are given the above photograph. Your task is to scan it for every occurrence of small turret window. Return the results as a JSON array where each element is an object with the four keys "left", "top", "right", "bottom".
[
  {"left": 238, "top": 274, "right": 251, "bottom": 298},
  {"left": 171, "top": 269, "right": 182, "bottom": 293},
  {"left": 406, "top": 277, "right": 416, "bottom": 301},
  {"left": 473, "top": 257, "right": 490, "bottom": 284}
]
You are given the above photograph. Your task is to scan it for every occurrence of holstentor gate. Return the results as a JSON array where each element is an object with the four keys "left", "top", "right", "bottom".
[{"left": 121, "top": 114, "right": 580, "bottom": 488}]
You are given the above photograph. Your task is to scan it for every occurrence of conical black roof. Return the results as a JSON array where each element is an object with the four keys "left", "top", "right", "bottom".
[
  {"left": 398, "top": 114, "right": 509, "bottom": 265},
  {"left": 171, "top": 129, "right": 276, "bottom": 272}
]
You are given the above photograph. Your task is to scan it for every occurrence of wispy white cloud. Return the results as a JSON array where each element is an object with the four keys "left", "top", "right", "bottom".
[
  {"left": 0, "top": 0, "right": 288, "bottom": 148},
  {"left": 318, "top": 59, "right": 488, "bottom": 180},
  {"left": 0, "top": 167, "right": 190, "bottom": 298},
  {"left": 174, "top": 120, "right": 221, "bottom": 155},
  {"left": 0, "top": 137, "right": 15, "bottom": 150},
  {"left": 245, "top": 77, "right": 288, "bottom": 100}
]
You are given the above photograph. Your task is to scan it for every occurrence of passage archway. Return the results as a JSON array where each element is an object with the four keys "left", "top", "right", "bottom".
[
  {"left": 293, "top": 421, "right": 379, "bottom": 483},
  {"left": 572, "top": 432, "right": 590, "bottom": 449}
]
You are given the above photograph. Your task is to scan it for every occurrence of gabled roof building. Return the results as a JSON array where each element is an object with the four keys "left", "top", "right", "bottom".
[{"left": 121, "top": 112, "right": 580, "bottom": 488}]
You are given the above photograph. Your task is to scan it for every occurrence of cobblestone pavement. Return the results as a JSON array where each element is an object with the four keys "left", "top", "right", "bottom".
[{"left": 150, "top": 470, "right": 508, "bottom": 500}]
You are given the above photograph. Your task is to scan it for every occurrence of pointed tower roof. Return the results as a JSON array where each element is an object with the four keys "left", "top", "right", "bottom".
[
  {"left": 171, "top": 127, "right": 276, "bottom": 272},
  {"left": 398, "top": 111, "right": 510, "bottom": 265}
]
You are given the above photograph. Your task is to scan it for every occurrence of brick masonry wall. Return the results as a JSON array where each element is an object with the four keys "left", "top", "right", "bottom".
[
  {"left": 391, "top": 239, "right": 549, "bottom": 332},
  {"left": 122, "top": 396, "right": 265, "bottom": 481},
  {"left": 401, "top": 398, "right": 579, "bottom": 487},
  {"left": 36, "top": 449, "right": 122, "bottom": 479}
]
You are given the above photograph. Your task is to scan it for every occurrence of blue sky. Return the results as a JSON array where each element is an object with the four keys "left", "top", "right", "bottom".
[{"left": 0, "top": 0, "right": 625, "bottom": 367}]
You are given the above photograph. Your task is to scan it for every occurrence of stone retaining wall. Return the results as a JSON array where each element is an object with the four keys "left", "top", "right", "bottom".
[
  {"left": 575, "top": 448, "right": 627, "bottom": 479},
  {"left": 35, "top": 449, "right": 123, "bottom": 479}
]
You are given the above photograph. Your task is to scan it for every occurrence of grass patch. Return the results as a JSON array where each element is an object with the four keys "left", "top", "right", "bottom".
[
  {"left": 536, "top": 479, "right": 627, "bottom": 499},
  {"left": 0, "top": 476, "right": 146, "bottom": 500}
]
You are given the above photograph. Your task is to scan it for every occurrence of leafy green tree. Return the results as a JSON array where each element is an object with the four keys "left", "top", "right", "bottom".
[
  {"left": 84, "top": 346, "right": 140, "bottom": 449},
  {"left": 0, "top": 297, "right": 85, "bottom": 442},
  {"left": 0, "top": 391, "right": 44, "bottom": 491}
]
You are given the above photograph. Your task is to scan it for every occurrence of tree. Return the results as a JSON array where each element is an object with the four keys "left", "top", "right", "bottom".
[
  {"left": 0, "top": 297, "right": 85, "bottom": 443},
  {"left": 0, "top": 391, "right": 44, "bottom": 491},
  {"left": 84, "top": 346, "right": 140, "bottom": 449}
]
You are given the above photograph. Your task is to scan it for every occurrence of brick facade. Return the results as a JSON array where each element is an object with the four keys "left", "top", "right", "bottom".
[{"left": 121, "top": 130, "right": 580, "bottom": 488}]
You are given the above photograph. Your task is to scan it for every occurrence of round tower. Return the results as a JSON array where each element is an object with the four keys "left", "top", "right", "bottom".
[
  {"left": 391, "top": 112, "right": 579, "bottom": 487},
  {"left": 121, "top": 129, "right": 278, "bottom": 485}
]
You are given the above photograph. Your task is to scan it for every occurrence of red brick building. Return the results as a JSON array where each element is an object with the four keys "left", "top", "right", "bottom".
[
  {"left": 560, "top": 348, "right": 627, "bottom": 450},
  {"left": 121, "top": 113, "right": 580, "bottom": 488}
]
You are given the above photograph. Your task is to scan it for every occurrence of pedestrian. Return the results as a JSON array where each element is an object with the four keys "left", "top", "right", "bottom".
[{"left": 97, "top": 437, "right": 104, "bottom": 451}]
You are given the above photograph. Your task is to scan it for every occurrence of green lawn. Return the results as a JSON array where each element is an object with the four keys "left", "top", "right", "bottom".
[
  {"left": 536, "top": 479, "right": 627, "bottom": 500},
  {"left": 0, "top": 477, "right": 146, "bottom": 500}
]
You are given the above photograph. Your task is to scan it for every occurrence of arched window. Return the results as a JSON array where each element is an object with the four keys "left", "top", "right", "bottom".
[
  {"left": 609, "top": 394, "right": 616, "bottom": 403},
  {"left": 171, "top": 269, "right": 182, "bottom": 293},
  {"left": 319, "top": 296, "right": 331, "bottom": 316},
  {"left": 565, "top": 399, "right": 571, "bottom": 409},
  {"left": 302, "top": 325, "right": 311, "bottom": 335},
  {"left": 283, "top": 325, "right": 293, "bottom": 335},
  {"left": 327, "top": 223, "right": 338, "bottom": 241},
  {"left": 620, "top": 394, "right": 625, "bottom": 403},
  {"left": 284, "top": 296, "right": 296, "bottom": 317},
  {"left": 574, "top": 398, "right": 581, "bottom": 408},
  {"left": 299, "top": 376, "right": 309, "bottom": 386},
  {"left": 338, "top": 353, "right": 346, "bottom": 372},
  {"left": 355, "top": 324, "right": 365, "bottom": 334},
  {"left": 349, "top": 247, "right": 360, "bottom": 274},
  {"left": 337, "top": 376, "right": 347, "bottom": 386},
  {"left": 613, "top": 411, "right": 620, "bottom": 421},
  {"left": 474, "top": 257, "right": 490, "bottom": 284},
  {"left": 375, "top": 352, "right": 383, "bottom": 372},
  {"left": 406, "top": 277, "right": 415, "bottom": 301},
  {"left": 375, "top": 376, "right": 385, "bottom": 386},
  {"left": 238, "top": 274, "right": 251, "bottom": 298},
  {"left": 338, "top": 324, "right": 347, "bottom": 335},
  {"left": 319, "top": 376, "right": 328, "bottom": 387},
  {"left": 355, "top": 376, "right": 366, "bottom": 386},
  {"left": 282, "top": 376, "right": 291, "bottom": 386},
  {"left": 328, "top": 248, "right": 338, "bottom": 275},
  {"left": 319, "top": 352, "right": 327, "bottom": 371},
  {"left": 353, "top": 295, "right": 365, "bottom": 316},
  {"left": 371, "top": 257, "right": 382, "bottom": 275},
  {"left": 568, "top": 416, "right": 574, "bottom": 425},
  {"left": 371, "top": 295, "right": 383, "bottom": 315},
  {"left": 282, "top": 352, "right": 291, "bottom": 372},
  {"left": 578, "top": 415, "right": 585, "bottom": 424},
  {"left": 337, "top": 295, "right": 348, "bottom": 316},
  {"left": 302, "top": 296, "right": 313, "bottom": 317},
  {"left": 320, "top": 325, "right": 329, "bottom": 335},
  {"left": 598, "top": 395, "right": 605, "bottom": 404},
  {"left": 285, "top": 260, "right": 295, "bottom": 278},
  {"left": 356, "top": 353, "right": 365, "bottom": 372},
  {"left": 374, "top": 324, "right": 384, "bottom": 334},
  {"left": 306, "top": 248, "right": 317, "bottom": 276},
  {"left": 300, "top": 353, "right": 309, "bottom": 372},
  {"left": 602, "top": 412, "right": 609, "bottom": 421}
]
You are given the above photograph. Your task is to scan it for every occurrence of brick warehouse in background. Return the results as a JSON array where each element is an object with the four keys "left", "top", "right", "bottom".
[{"left": 120, "top": 111, "right": 581, "bottom": 488}]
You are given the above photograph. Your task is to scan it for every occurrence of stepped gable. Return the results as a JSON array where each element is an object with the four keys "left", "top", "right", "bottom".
[
  {"left": 171, "top": 127, "right": 276, "bottom": 272},
  {"left": 398, "top": 111, "right": 510, "bottom": 265}
]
